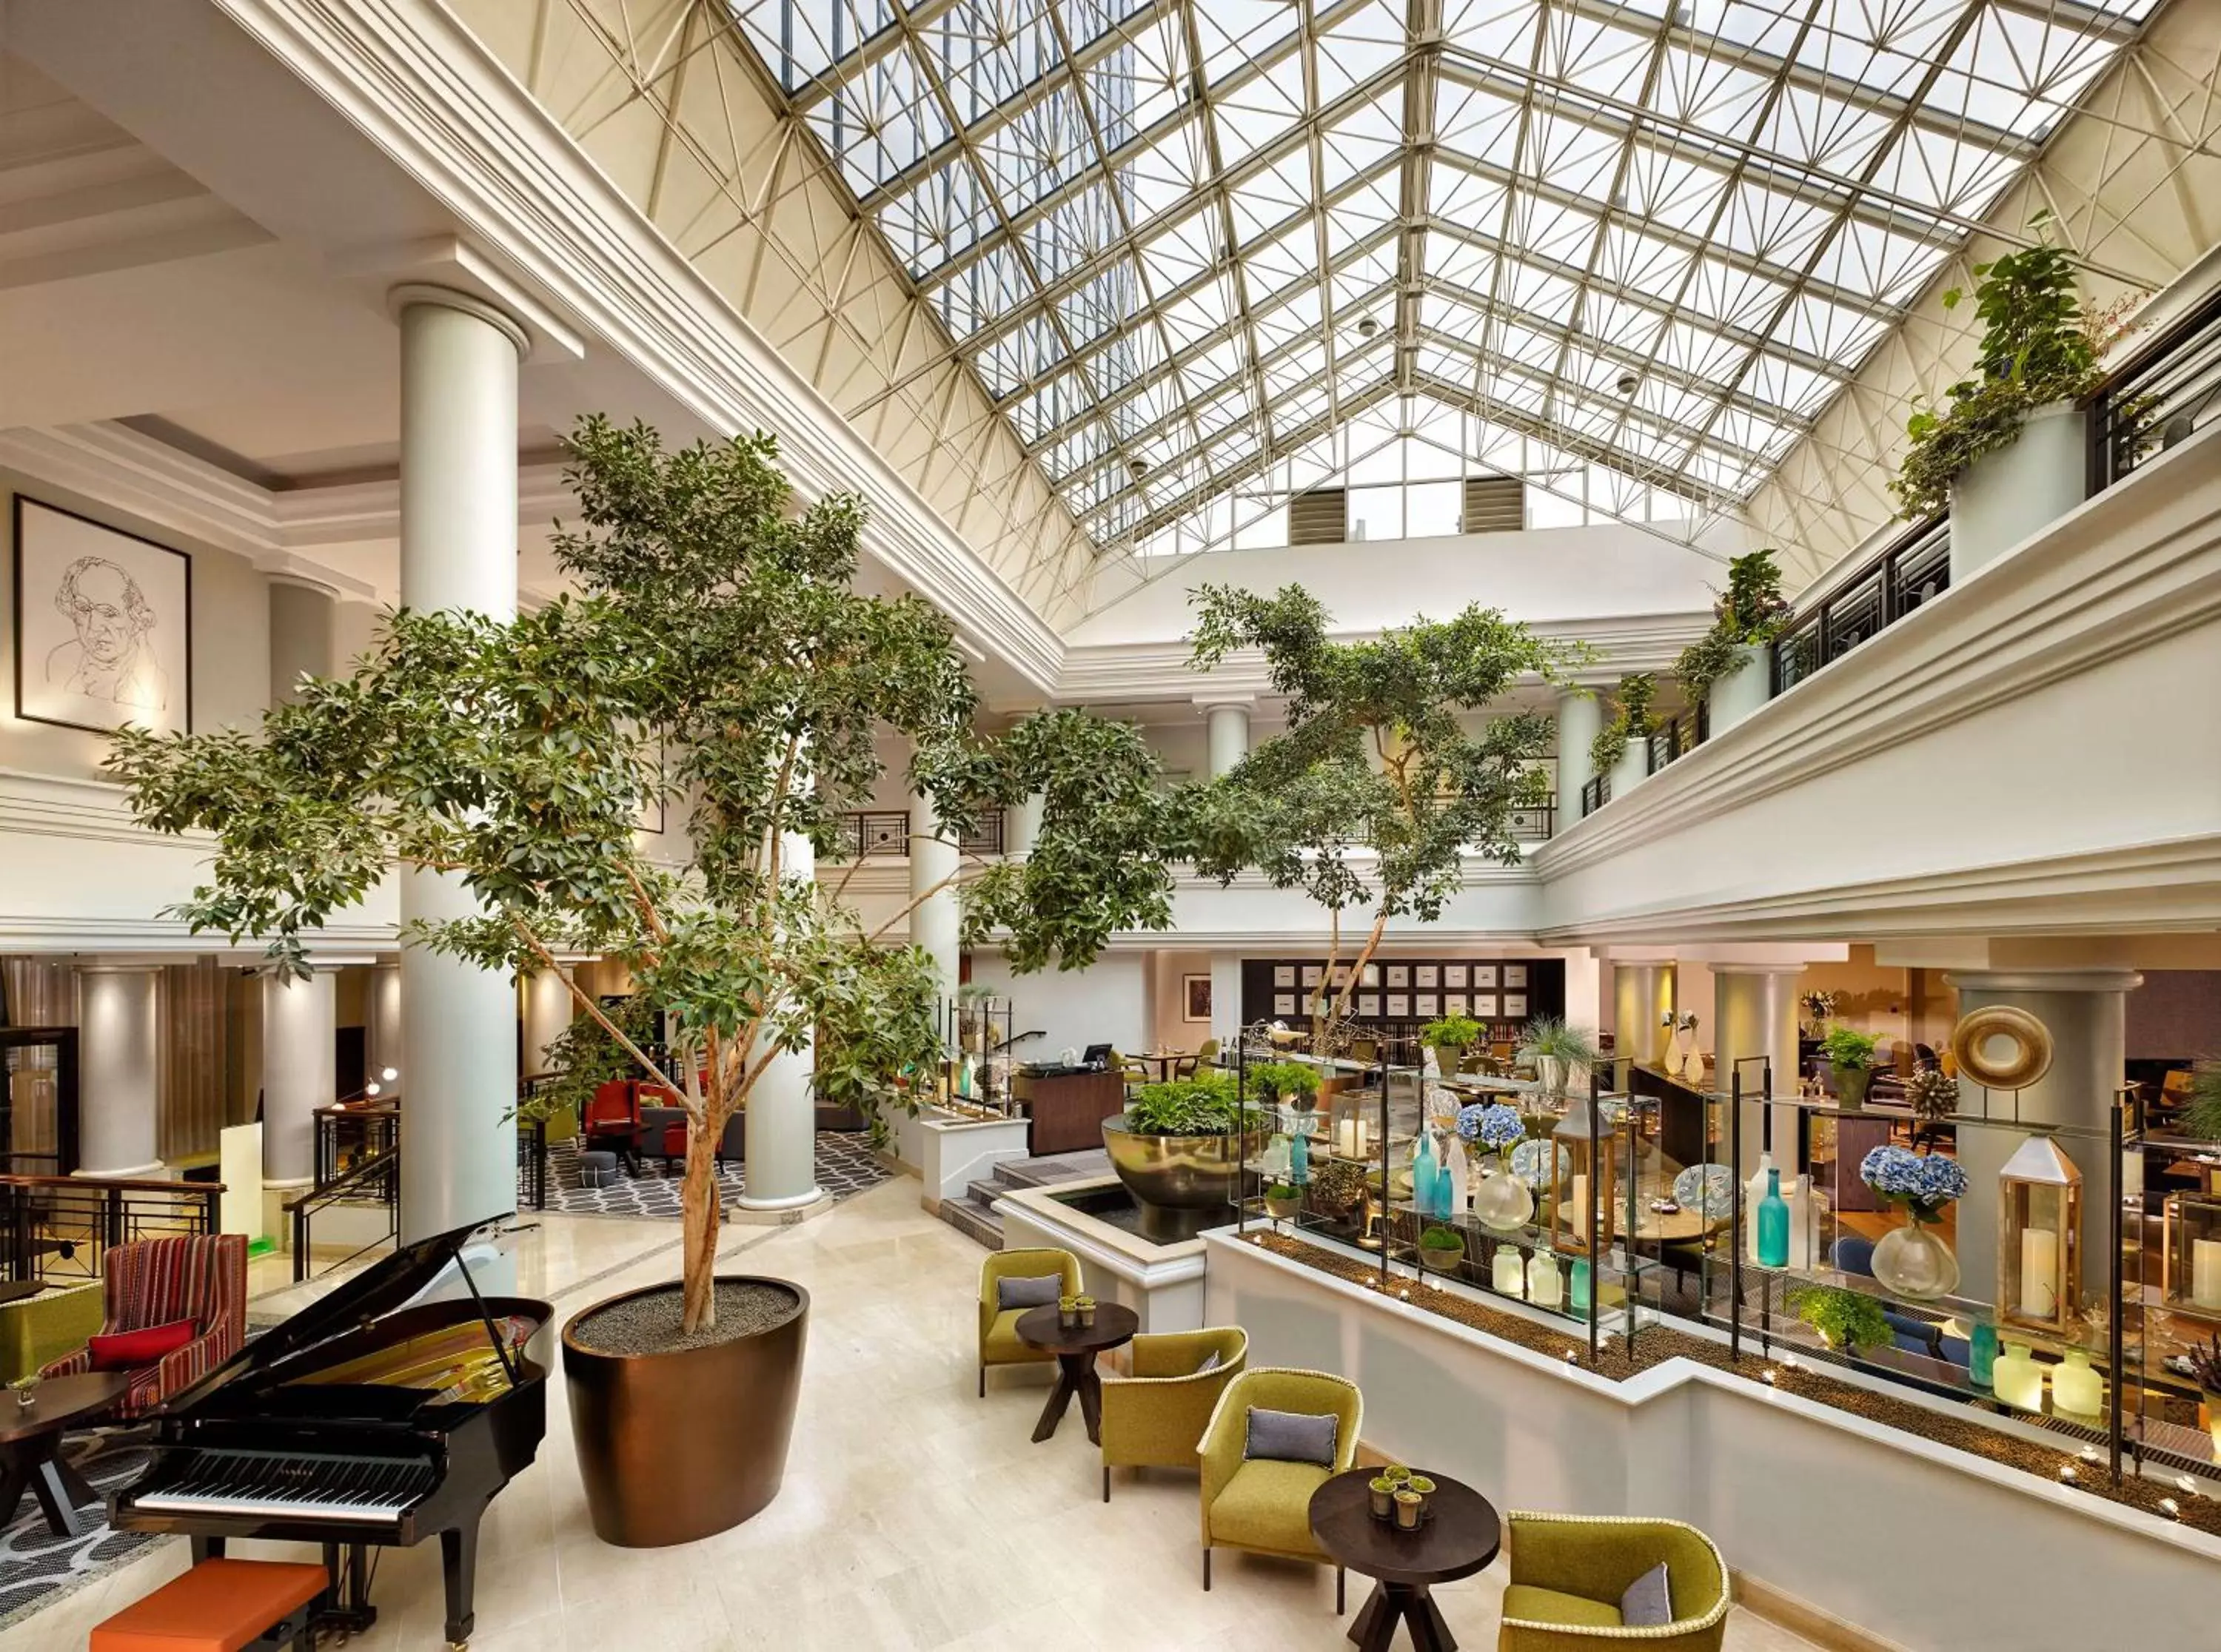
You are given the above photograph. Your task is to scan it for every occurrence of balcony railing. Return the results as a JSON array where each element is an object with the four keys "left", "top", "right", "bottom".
[
  {"left": 825, "top": 807, "right": 1005, "bottom": 861},
  {"left": 2088, "top": 282, "right": 2221, "bottom": 492},
  {"left": 1579, "top": 774, "right": 1608, "bottom": 819},
  {"left": 0, "top": 1174, "right": 223, "bottom": 1287},
  {"left": 1771, "top": 515, "right": 1952, "bottom": 696}
]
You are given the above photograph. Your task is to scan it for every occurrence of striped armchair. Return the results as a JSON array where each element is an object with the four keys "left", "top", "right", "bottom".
[{"left": 41, "top": 1234, "right": 248, "bottom": 1417}]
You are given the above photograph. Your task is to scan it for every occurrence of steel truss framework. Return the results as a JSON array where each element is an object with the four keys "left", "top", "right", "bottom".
[{"left": 710, "top": 0, "right": 2181, "bottom": 563}]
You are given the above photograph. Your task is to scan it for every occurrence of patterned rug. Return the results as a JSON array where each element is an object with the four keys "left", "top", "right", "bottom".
[
  {"left": 542, "top": 1132, "right": 891, "bottom": 1219},
  {"left": 0, "top": 1431, "right": 159, "bottom": 1628}
]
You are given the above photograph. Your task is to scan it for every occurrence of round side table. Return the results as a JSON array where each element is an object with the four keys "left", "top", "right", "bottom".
[
  {"left": 0, "top": 1371, "right": 130, "bottom": 1538},
  {"left": 1309, "top": 1468, "right": 1501, "bottom": 1652},
  {"left": 1012, "top": 1301, "right": 1139, "bottom": 1446}
]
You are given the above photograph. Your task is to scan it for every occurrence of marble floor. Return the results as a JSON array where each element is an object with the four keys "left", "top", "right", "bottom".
[{"left": 6, "top": 1183, "right": 1835, "bottom": 1652}]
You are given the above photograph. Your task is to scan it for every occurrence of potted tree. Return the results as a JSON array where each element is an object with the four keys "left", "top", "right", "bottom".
[
  {"left": 1672, "top": 549, "right": 1794, "bottom": 735},
  {"left": 108, "top": 417, "right": 1179, "bottom": 1548},
  {"left": 1587, "top": 672, "right": 1657, "bottom": 799},
  {"left": 1517, "top": 1016, "right": 1600, "bottom": 1104},
  {"left": 1823, "top": 1027, "right": 1882, "bottom": 1110}
]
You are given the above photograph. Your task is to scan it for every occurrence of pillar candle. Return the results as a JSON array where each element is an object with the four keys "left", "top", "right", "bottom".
[
  {"left": 1572, "top": 1173, "right": 1589, "bottom": 1240},
  {"left": 2192, "top": 1238, "right": 2221, "bottom": 1311},
  {"left": 2018, "top": 1229, "right": 2059, "bottom": 1320}
]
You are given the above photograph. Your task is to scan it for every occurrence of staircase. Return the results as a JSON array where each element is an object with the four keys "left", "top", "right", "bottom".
[{"left": 935, "top": 1149, "right": 1110, "bottom": 1250}]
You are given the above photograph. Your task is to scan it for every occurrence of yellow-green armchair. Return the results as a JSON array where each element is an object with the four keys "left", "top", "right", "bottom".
[
  {"left": 1099, "top": 1326, "right": 1247, "bottom": 1501},
  {"left": 977, "top": 1247, "right": 1082, "bottom": 1397},
  {"left": 1198, "top": 1366, "right": 1361, "bottom": 1608},
  {"left": 1498, "top": 1513, "right": 1729, "bottom": 1652}
]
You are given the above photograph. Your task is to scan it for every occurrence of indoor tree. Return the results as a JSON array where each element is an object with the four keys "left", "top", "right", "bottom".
[
  {"left": 107, "top": 416, "right": 1179, "bottom": 1336},
  {"left": 1185, "top": 583, "right": 1579, "bottom": 1044}
]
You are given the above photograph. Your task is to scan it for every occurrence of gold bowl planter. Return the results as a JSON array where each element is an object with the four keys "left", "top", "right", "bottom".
[{"left": 1102, "top": 1115, "right": 1270, "bottom": 1240}]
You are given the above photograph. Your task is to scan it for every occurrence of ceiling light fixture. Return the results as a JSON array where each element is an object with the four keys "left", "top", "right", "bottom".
[
  {"left": 1358, "top": 317, "right": 1379, "bottom": 338},
  {"left": 1616, "top": 372, "right": 1641, "bottom": 394}
]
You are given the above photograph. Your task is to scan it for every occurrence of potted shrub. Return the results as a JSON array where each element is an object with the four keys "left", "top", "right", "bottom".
[
  {"left": 1247, "top": 1059, "right": 1323, "bottom": 1113},
  {"left": 1263, "top": 1181, "right": 1302, "bottom": 1220},
  {"left": 1419, "top": 1013, "right": 1483, "bottom": 1074},
  {"left": 1517, "top": 1016, "right": 1600, "bottom": 1103},
  {"left": 1418, "top": 1223, "right": 1466, "bottom": 1274},
  {"left": 1672, "top": 549, "right": 1794, "bottom": 734},
  {"left": 1822, "top": 1027, "right": 1881, "bottom": 1109},
  {"left": 1103, "top": 1072, "right": 1267, "bottom": 1240},
  {"left": 109, "top": 417, "right": 1180, "bottom": 1547},
  {"left": 1786, "top": 1286, "right": 1893, "bottom": 1357},
  {"left": 1587, "top": 672, "right": 1657, "bottom": 790}
]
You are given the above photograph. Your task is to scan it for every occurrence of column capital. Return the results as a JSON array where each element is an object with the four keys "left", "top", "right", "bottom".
[
  {"left": 1192, "top": 694, "right": 1256, "bottom": 713},
  {"left": 389, "top": 282, "right": 531, "bottom": 358},
  {"left": 1706, "top": 961, "right": 1810, "bottom": 979},
  {"left": 1944, "top": 969, "right": 2144, "bottom": 995}
]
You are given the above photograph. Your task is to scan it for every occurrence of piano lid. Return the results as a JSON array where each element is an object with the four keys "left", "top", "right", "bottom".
[{"left": 198, "top": 1216, "right": 518, "bottom": 1394}]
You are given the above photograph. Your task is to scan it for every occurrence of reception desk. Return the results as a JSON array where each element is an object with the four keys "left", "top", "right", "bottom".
[{"left": 1010, "top": 1070, "right": 1126, "bottom": 1155}]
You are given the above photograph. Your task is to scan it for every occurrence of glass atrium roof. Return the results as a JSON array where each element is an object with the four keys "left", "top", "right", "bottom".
[{"left": 730, "top": 0, "right": 2161, "bottom": 554}]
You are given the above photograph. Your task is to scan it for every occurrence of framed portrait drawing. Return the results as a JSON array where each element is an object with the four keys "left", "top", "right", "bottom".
[
  {"left": 1356, "top": 993, "right": 1381, "bottom": 1016},
  {"left": 1386, "top": 965, "right": 1410, "bottom": 989},
  {"left": 1183, "top": 975, "right": 1213, "bottom": 1023},
  {"left": 1416, "top": 965, "right": 1439, "bottom": 988},
  {"left": 1302, "top": 965, "right": 1322, "bottom": 987},
  {"left": 1445, "top": 993, "right": 1468, "bottom": 1015},
  {"left": 1444, "top": 965, "right": 1468, "bottom": 988},
  {"left": 13, "top": 498, "right": 190, "bottom": 736},
  {"left": 1386, "top": 993, "right": 1410, "bottom": 1018},
  {"left": 1415, "top": 993, "right": 1439, "bottom": 1018},
  {"left": 1504, "top": 993, "right": 1528, "bottom": 1018},
  {"left": 1504, "top": 964, "right": 1529, "bottom": 988},
  {"left": 1273, "top": 965, "right": 1296, "bottom": 987},
  {"left": 1473, "top": 993, "right": 1498, "bottom": 1018},
  {"left": 1273, "top": 993, "right": 1296, "bottom": 1017},
  {"left": 1473, "top": 965, "right": 1498, "bottom": 988}
]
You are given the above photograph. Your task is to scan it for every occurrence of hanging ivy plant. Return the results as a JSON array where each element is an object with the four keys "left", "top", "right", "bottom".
[
  {"left": 1587, "top": 671, "right": 1657, "bottom": 776},
  {"left": 1890, "top": 213, "right": 2137, "bottom": 520},
  {"left": 1672, "top": 549, "right": 1793, "bottom": 701}
]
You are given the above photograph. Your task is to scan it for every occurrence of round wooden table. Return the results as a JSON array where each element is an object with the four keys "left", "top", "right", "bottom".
[
  {"left": 0, "top": 1371, "right": 129, "bottom": 1538},
  {"left": 1013, "top": 1301, "right": 1139, "bottom": 1446},
  {"left": 1309, "top": 1468, "right": 1501, "bottom": 1652}
]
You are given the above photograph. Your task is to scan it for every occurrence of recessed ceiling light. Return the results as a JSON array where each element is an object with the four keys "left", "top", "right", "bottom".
[
  {"left": 1616, "top": 372, "right": 1641, "bottom": 394},
  {"left": 1358, "top": 316, "right": 1379, "bottom": 338}
]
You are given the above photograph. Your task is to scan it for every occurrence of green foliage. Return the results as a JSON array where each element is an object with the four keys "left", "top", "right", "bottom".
[
  {"left": 2180, "top": 1062, "right": 2221, "bottom": 1142},
  {"left": 518, "top": 995, "right": 657, "bottom": 1126},
  {"left": 1587, "top": 672, "right": 1656, "bottom": 776},
  {"left": 1265, "top": 1181, "right": 1300, "bottom": 1201},
  {"left": 1185, "top": 583, "right": 1581, "bottom": 1028},
  {"left": 1418, "top": 1223, "right": 1464, "bottom": 1252},
  {"left": 1517, "top": 1015, "right": 1601, "bottom": 1070},
  {"left": 1247, "top": 1060, "right": 1322, "bottom": 1104},
  {"left": 1788, "top": 1286, "right": 1894, "bottom": 1357},
  {"left": 1892, "top": 215, "right": 2130, "bottom": 519},
  {"left": 1822, "top": 1027, "right": 1880, "bottom": 1072},
  {"left": 1420, "top": 1014, "right": 1483, "bottom": 1050},
  {"left": 1124, "top": 1072, "right": 1247, "bottom": 1135},
  {"left": 1674, "top": 551, "right": 1792, "bottom": 699}
]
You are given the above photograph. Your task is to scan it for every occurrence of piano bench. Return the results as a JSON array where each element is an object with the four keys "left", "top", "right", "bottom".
[{"left": 92, "top": 1558, "right": 328, "bottom": 1652}]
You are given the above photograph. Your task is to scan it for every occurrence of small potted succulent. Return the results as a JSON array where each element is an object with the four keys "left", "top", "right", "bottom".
[
  {"left": 1822, "top": 1027, "right": 1881, "bottom": 1109},
  {"left": 1263, "top": 1181, "right": 1302, "bottom": 1221},
  {"left": 1058, "top": 1295, "right": 1082, "bottom": 1330},
  {"left": 1368, "top": 1473, "right": 1398, "bottom": 1520},
  {"left": 1393, "top": 1488, "right": 1424, "bottom": 1531},
  {"left": 1418, "top": 1223, "right": 1467, "bottom": 1274},
  {"left": 1073, "top": 1294, "right": 1097, "bottom": 1329},
  {"left": 10, "top": 1374, "right": 39, "bottom": 1411},
  {"left": 1407, "top": 1473, "right": 1436, "bottom": 1516}
]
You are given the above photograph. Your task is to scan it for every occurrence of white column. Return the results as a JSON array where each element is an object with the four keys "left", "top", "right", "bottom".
[
  {"left": 1712, "top": 964, "right": 1804, "bottom": 1175},
  {"left": 521, "top": 966, "right": 575, "bottom": 1078},
  {"left": 742, "top": 818, "right": 824, "bottom": 1210},
  {"left": 907, "top": 785, "right": 961, "bottom": 998},
  {"left": 1209, "top": 952, "right": 1245, "bottom": 1048},
  {"left": 1200, "top": 699, "right": 1253, "bottom": 779},
  {"left": 1944, "top": 969, "right": 2139, "bottom": 1308},
  {"left": 366, "top": 958, "right": 402, "bottom": 1083},
  {"left": 262, "top": 967, "right": 337, "bottom": 1189},
  {"left": 76, "top": 964, "right": 162, "bottom": 1178},
  {"left": 395, "top": 285, "right": 523, "bottom": 1245},
  {"left": 1004, "top": 792, "right": 1043, "bottom": 857},
  {"left": 1612, "top": 963, "right": 1675, "bottom": 1067},
  {"left": 267, "top": 578, "right": 335, "bottom": 708},
  {"left": 1555, "top": 690, "right": 1601, "bottom": 825}
]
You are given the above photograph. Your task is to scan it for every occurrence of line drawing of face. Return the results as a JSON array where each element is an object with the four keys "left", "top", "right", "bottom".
[{"left": 49, "top": 554, "right": 167, "bottom": 714}]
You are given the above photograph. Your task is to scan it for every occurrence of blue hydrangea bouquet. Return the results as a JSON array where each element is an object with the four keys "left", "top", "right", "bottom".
[
  {"left": 1859, "top": 1144, "right": 1967, "bottom": 1224},
  {"left": 1455, "top": 1101, "right": 1525, "bottom": 1158}
]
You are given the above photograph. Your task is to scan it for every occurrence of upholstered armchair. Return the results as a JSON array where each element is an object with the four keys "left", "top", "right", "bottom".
[
  {"left": 1099, "top": 1326, "right": 1247, "bottom": 1500},
  {"left": 1497, "top": 1513, "right": 1729, "bottom": 1651},
  {"left": 976, "top": 1247, "right": 1082, "bottom": 1397},
  {"left": 1197, "top": 1366, "right": 1361, "bottom": 1604},
  {"left": 43, "top": 1233, "right": 248, "bottom": 1419}
]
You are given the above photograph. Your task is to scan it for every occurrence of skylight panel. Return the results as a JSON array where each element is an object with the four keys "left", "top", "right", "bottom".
[
  {"left": 1317, "top": 94, "right": 1404, "bottom": 190},
  {"left": 805, "top": 52, "right": 950, "bottom": 195},
  {"left": 1110, "top": 115, "right": 1210, "bottom": 232},
  {"left": 1213, "top": 57, "right": 1309, "bottom": 171},
  {"left": 1191, "top": 0, "right": 1301, "bottom": 88},
  {"left": 1441, "top": 0, "right": 1547, "bottom": 64},
  {"left": 1549, "top": 13, "right": 1655, "bottom": 104},
  {"left": 1136, "top": 206, "right": 1219, "bottom": 292},
  {"left": 1315, "top": 0, "right": 1410, "bottom": 103},
  {"left": 1227, "top": 151, "right": 1312, "bottom": 243},
  {"left": 1651, "top": 42, "right": 1772, "bottom": 132},
  {"left": 1869, "top": 123, "right": 2022, "bottom": 217}
]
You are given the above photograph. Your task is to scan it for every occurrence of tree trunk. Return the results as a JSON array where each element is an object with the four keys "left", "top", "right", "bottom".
[{"left": 679, "top": 1115, "right": 721, "bottom": 1334}]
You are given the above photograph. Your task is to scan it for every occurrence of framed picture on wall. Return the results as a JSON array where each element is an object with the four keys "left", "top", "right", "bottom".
[
  {"left": 1473, "top": 993, "right": 1498, "bottom": 1018},
  {"left": 1504, "top": 964, "right": 1529, "bottom": 988},
  {"left": 1330, "top": 967, "right": 1349, "bottom": 990},
  {"left": 1386, "top": 965, "right": 1409, "bottom": 989},
  {"left": 13, "top": 497, "right": 192, "bottom": 736},
  {"left": 1416, "top": 965, "right": 1439, "bottom": 988},
  {"left": 1444, "top": 965, "right": 1468, "bottom": 988},
  {"left": 1302, "top": 965, "right": 1321, "bottom": 987},
  {"left": 1473, "top": 965, "right": 1498, "bottom": 988},
  {"left": 1273, "top": 965, "right": 1296, "bottom": 987},
  {"left": 1504, "top": 993, "right": 1528, "bottom": 1018},
  {"left": 1386, "top": 993, "right": 1410, "bottom": 1018},
  {"left": 1445, "top": 993, "right": 1468, "bottom": 1015},
  {"left": 1273, "top": 993, "right": 1296, "bottom": 1017},
  {"left": 1415, "top": 993, "right": 1439, "bottom": 1018},
  {"left": 1361, "top": 963, "right": 1379, "bottom": 987},
  {"left": 1357, "top": 993, "right": 1381, "bottom": 1016},
  {"left": 1183, "top": 975, "right": 1212, "bottom": 1023}
]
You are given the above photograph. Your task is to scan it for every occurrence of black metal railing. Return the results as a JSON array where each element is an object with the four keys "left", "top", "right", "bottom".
[
  {"left": 287, "top": 1149, "right": 401, "bottom": 1283},
  {"left": 2088, "top": 283, "right": 2221, "bottom": 491},
  {"left": 1771, "top": 514, "right": 1952, "bottom": 696},
  {"left": 313, "top": 1102, "right": 398, "bottom": 1187},
  {"left": 1645, "top": 713, "right": 1704, "bottom": 774},
  {"left": 826, "top": 807, "right": 1007, "bottom": 861},
  {"left": 1507, "top": 799, "right": 1555, "bottom": 840},
  {"left": 1579, "top": 774, "right": 1608, "bottom": 819},
  {"left": 958, "top": 809, "right": 1005, "bottom": 856},
  {"left": 0, "top": 1174, "right": 222, "bottom": 1287}
]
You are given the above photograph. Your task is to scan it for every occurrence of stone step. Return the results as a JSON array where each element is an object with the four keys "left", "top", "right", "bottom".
[
  {"left": 937, "top": 1195, "right": 1003, "bottom": 1250},
  {"left": 965, "top": 1177, "right": 1008, "bottom": 1209}
]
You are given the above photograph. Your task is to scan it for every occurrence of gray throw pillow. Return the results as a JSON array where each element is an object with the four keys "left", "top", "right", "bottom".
[
  {"left": 1620, "top": 1562, "right": 1672, "bottom": 1628},
  {"left": 996, "top": 1273, "right": 1062, "bottom": 1312},
  {"left": 1196, "top": 1349, "right": 1222, "bottom": 1374},
  {"left": 1244, "top": 1406, "right": 1337, "bottom": 1467}
]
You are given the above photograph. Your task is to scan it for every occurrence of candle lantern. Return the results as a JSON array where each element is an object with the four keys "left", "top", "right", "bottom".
[
  {"left": 1997, "top": 1134, "right": 2083, "bottom": 1336},
  {"left": 2162, "top": 1193, "right": 2221, "bottom": 1318},
  {"left": 1328, "top": 1087, "right": 1374, "bottom": 1161},
  {"left": 1547, "top": 1092, "right": 1618, "bottom": 1255}
]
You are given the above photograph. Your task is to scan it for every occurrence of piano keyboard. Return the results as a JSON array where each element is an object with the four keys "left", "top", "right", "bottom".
[{"left": 130, "top": 1450, "right": 438, "bottom": 1524}]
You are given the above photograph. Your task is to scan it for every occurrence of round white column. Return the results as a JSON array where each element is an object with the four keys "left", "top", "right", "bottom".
[
  {"left": 1202, "top": 700, "right": 1252, "bottom": 779},
  {"left": 1555, "top": 691, "right": 1601, "bottom": 825},
  {"left": 267, "top": 577, "right": 336, "bottom": 708},
  {"left": 262, "top": 967, "right": 337, "bottom": 1189},
  {"left": 1713, "top": 964, "right": 1804, "bottom": 1174},
  {"left": 1943, "top": 968, "right": 2139, "bottom": 1309},
  {"left": 394, "top": 286, "right": 523, "bottom": 1245},
  {"left": 1004, "top": 793, "right": 1042, "bottom": 857},
  {"left": 742, "top": 821, "right": 824, "bottom": 1210},
  {"left": 76, "top": 964, "right": 162, "bottom": 1178},
  {"left": 1612, "top": 963, "right": 1675, "bottom": 1067},
  {"left": 520, "top": 965, "right": 575, "bottom": 1078},
  {"left": 907, "top": 786, "right": 961, "bottom": 998},
  {"left": 366, "top": 958, "right": 402, "bottom": 1082}
]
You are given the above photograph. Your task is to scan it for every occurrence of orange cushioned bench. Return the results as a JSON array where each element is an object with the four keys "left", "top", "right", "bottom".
[{"left": 91, "top": 1558, "right": 326, "bottom": 1652}]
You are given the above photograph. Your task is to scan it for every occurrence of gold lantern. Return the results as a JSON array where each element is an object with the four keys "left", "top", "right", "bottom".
[
  {"left": 1548, "top": 1093, "right": 1618, "bottom": 1255},
  {"left": 2162, "top": 1192, "right": 2221, "bottom": 1319},
  {"left": 1997, "top": 1133, "right": 2083, "bottom": 1336}
]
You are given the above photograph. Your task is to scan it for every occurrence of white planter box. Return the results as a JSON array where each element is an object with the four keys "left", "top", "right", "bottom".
[
  {"left": 1949, "top": 400, "right": 2088, "bottom": 580},
  {"left": 1704, "top": 642, "right": 1771, "bottom": 734},
  {"left": 918, "top": 1112, "right": 1031, "bottom": 1208}
]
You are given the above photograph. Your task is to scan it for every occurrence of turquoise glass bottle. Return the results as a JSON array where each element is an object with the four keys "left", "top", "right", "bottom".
[
  {"left": 1570, "top": 1256, "right": 1592, "bottom": 1313},
  {"left": 1413, "top": 1131, "right": 1440, "bottom": 1217},
  {"left": 1290, "top": 1129, "right": 1310, "bottom": 1186},
  {"left": 1757, "top": 1168, "right": 1790, "bottom": 1268}
]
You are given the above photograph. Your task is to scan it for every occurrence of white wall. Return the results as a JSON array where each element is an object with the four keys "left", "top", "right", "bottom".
[{"left": 971, "top": 950, "right": 1148, "bottom": 1061}]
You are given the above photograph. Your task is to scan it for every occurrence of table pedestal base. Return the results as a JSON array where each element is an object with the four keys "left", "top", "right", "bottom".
[
  {"left": 1030, "top": 1350, "right": 1104, "bottom": 1444},
  {"left": 1348, "top": 1579, "right": 1455, "bottom": 1652},
  {"left": 0, "top": 1447, "right": 100, "bottom": 1538}
]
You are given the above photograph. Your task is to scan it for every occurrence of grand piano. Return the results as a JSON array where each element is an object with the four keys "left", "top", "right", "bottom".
[{"left": 109, "top": 1219, "right": 553, "bottom": 1649}]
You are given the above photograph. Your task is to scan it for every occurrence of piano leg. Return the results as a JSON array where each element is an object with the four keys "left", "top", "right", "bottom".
[
  {"left": 190, "top": 1535, "right": 227, "bottom": 1564},
  {"left": 440, "top": 1507, "right": 484, "bottom": 1647}
]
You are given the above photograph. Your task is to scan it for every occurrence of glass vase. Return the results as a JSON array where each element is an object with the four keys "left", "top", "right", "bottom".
[
  {"left": 1472, "top": 1161, "right": 1533, "bottom": 1235},
  {"left": 1872, "top": 1223, "right": 1959, "bottom": 1300}
]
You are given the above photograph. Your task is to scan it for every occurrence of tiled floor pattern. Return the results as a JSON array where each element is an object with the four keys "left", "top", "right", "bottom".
[
  {"left": 0, "top": 1183, "right": 1832, "bottom": 1652},
  {"left": 540, "top": 1132, "right": 891, "bottom": 1220}
]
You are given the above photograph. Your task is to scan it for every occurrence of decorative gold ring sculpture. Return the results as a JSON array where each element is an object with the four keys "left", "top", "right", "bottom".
[{"left": 1952, "top": 1005, "right": 2053, "bottom": 1090}]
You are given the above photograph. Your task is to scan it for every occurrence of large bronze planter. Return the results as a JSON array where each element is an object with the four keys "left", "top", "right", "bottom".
[
  {"left": 562, "top": 1275, "right": 808, "bottom": 1548},
  {"left": 1102, "top": 1115, "right": 1270, "bottom": 1240}
]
